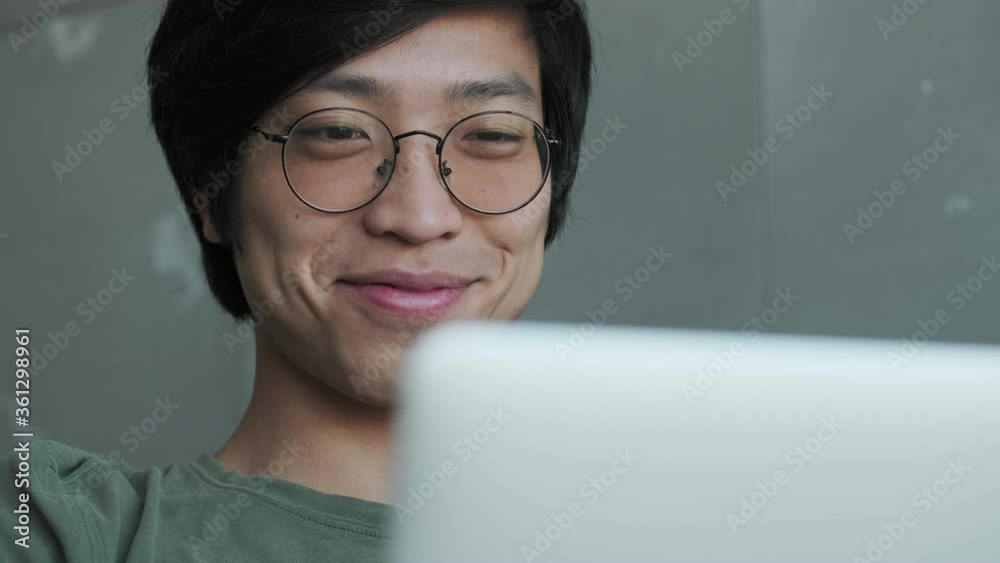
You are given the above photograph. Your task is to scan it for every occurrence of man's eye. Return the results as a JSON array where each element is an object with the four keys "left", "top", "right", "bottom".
[
  {"left": 303, "top": 126, "right": 367, "bottom": 140},
  {"left": 466, "top": 130, "right": 522, "bottom": 143}
]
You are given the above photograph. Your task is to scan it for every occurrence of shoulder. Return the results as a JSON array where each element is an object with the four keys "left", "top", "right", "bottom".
[
  {"left": 1, "top": 438, "right": 158, "bottom": 562},
  {"left": 8, "top": 438, "right": 150, "bottom": 502}
]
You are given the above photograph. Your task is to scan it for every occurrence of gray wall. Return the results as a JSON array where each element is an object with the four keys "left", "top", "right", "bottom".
[{"left": 1, "top": 0, "right": 997, "bottom": 467}]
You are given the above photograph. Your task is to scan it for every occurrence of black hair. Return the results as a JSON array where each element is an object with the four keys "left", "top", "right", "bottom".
[{"left": 146, "top": 0, "right": 594, "bottom": 319}]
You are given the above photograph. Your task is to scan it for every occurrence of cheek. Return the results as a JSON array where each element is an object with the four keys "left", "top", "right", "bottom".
[
  {"left": 506, "top": 182, "right": 552, "bottom": 242},
  {"left": 228, "top": 153, "right": 320, "bottom": 313},
  {"left": 504, "top": 183, "right": 551, "bottom": 278},
  {"left": 481, "top": 185, "right": 550, "bottom": 318}
]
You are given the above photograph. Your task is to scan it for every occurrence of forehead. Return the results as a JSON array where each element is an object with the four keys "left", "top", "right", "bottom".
[{"left": 300, "top": 7, "right": 542, "bottom": 112}]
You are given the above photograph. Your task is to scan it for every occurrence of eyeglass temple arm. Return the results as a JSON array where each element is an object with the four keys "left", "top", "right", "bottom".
[{"left": 251, "top": 124, "right": 288, "bottom": 144}]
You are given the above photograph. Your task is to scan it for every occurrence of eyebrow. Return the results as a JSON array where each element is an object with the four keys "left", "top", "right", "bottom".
[
  {"left": 445, "top": 73, "right": 538, "bottom": 106},
  {"left": 305, "top": 72, "right": 538, "bottom": 106},
  {"left": 306, "top": 74, "right": 398, "bottom": 103}
]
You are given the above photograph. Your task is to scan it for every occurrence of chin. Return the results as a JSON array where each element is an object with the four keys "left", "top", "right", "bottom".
[{"left": 359, "top": 388, "right": 397, "bottom": 407}]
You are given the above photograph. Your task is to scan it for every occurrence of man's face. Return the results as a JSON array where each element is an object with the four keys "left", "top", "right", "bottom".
[{"left": 203, "top": 7, "right": 550, "bottom": 405}]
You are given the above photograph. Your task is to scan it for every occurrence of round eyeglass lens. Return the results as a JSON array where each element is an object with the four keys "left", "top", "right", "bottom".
[
  {"left": 440, "top": 112, "right": 551, "bottom": 213},
  {"left": 283, "top": 109, "right": 396, "bottom": 212}
]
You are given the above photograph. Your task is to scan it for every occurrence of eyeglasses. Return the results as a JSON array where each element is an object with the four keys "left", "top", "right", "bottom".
[{"left": 251, "top": 107, "right": 560, "bottom": 215}]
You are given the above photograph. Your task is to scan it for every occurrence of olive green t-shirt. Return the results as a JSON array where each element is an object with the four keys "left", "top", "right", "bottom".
[{"left": 3, "top": 439, "right": 393, "bottom": 562}]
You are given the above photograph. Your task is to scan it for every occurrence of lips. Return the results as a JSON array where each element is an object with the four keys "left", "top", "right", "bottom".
[
  {"left": 339, "top": 270, "right": 476, "bottom": 291},
  {"left": 337, "top": 270, "right": 475, "bottom": 317}
]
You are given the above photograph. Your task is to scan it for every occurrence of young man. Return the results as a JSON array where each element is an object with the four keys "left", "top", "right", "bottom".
[{"left": 3, "top": 0, "right": 593, "bottom": 560}]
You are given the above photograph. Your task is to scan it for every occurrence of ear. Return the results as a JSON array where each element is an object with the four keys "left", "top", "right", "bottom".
[{"left": 193, "top": 193, "right": 222, "bottom": 243}]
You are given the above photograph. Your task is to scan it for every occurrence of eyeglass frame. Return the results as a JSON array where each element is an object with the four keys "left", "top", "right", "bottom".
[{"left": 251, "top": 107, "right": 561, "bottom": 216}]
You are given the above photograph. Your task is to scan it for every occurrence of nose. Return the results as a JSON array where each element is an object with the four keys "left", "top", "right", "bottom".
[{"left": 361, "top": 133, "right": 463, "bottom": 244}]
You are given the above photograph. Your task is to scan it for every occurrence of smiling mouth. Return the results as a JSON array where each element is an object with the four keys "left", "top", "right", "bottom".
[
  {"left": 339, "top": 282, "right": 469, "bottom": 318},
  {"left": 336, "top": 270, "right": 476, "bottom": 318}
]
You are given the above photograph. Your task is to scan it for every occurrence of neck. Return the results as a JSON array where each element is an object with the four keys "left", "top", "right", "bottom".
[{"left": 215, "top": 333, "right": 395, "bottom": 504}]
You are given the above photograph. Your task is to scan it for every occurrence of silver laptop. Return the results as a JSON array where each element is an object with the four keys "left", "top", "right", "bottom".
[{"left": 388, "top": 320, "right": 1000, "bottom": 562}]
